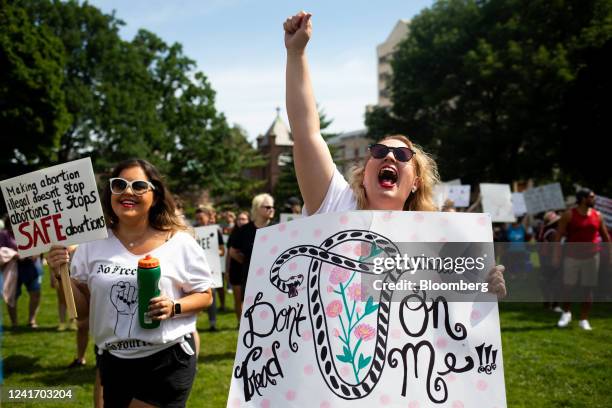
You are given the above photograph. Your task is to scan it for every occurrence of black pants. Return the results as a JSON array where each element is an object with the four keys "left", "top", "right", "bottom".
[{"left": 97, "top": 336, "right": 196, "bottom": 408}]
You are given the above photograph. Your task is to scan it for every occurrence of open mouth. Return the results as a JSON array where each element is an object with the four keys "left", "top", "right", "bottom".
[
  {"left": 119, "top": 198, "right": 138, "bottom": 208},
  {"left": 378, "top": 166, "right": 398, "bottom": 188}
]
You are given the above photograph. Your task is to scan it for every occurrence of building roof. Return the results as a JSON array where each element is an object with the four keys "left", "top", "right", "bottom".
[
  {"left": 376, "top": 19, "right": 410, "bottom": 56},
  {"left": 259, "top": 108, "right": 293, "bottom": 147},
  {"left": 328, "top": 129, "right": 368, "bottom": 145}
]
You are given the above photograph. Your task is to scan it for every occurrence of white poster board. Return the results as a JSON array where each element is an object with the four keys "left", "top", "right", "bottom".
[
  {"left": 511, "top": 193, "right": 527, "bottom": 217},
  {"left": 227, "top": 211, "right": 506, "bottom": 408},
  {"left": 523, "top": 183, "right": 565, "bottom": 215},
  {"left": 434, "top": 184, "right": 470, "bottom": 209},
  {"left": 595, "top": 195, "right": 612, "bottom": 227},
  {"left": 280, "top": 213, "right": 303, "bottom": 223},
  {"left": 480, "top": 183, "right": 515, "bottom": 223},
  {"left": 194, "top": 225, "right": 223, "bottom": 288},
  {"left": 0, "top": 158, "right": 107, "bottom": 257},
  {"left": 448, "top": 185, "right": 471, "bottom": 208}
]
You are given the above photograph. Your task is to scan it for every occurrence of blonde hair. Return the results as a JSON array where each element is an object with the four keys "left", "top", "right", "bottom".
[
  {"left": 348, "top": 135, "right": 440, "bottom": 211},
  {"left": 251, "top": 193, "right": 274, "bottom": 219}
]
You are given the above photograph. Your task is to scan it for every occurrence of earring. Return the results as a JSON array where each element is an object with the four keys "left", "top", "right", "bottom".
[{"left": 412, "top": 186, "right": 417, "bottom": 193}]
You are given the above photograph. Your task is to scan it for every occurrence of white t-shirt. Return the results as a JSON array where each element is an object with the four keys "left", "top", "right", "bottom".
[
  {"left": 71, "top": 230, "right": 212, "bottom": 358},
  {"left": 303, "top": 167, "right": 357, "bottom": 215}
]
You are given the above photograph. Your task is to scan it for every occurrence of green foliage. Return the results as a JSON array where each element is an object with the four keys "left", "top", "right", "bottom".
[
  {"left": 0, "top": 0, "right": 70, "bottom": 179},
  {"left": 3, "top": 0, "right": 263, "bottom": 201},
  {"left": 366, "top": 0, "right": 612, "bottom": 194}
]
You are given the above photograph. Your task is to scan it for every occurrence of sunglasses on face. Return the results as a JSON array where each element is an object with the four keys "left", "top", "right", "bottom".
[
  {"left": 368, "top": 143, "right": 416, "bottom": 162},
  {"left": 261, "top": 205, "right": 274, "bottom": 210},
  {"left": 109, "top": 178, "right": 156, "bottom": 195}
]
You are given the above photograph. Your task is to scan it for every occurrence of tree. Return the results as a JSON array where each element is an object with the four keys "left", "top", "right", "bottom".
[
  {"left": 366, "top": 0, "right": 612, "bottom": 194},
  {"left": 15, "top": 0, "right": 253, "bottom": 200},
  {"left": 0, "top": 0, "right": 70, "bottom": 179}
]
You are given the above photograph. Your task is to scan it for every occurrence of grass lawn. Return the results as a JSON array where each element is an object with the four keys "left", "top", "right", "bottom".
[{"left": 2, "top": 271, "right": 611, "bottom": 407}]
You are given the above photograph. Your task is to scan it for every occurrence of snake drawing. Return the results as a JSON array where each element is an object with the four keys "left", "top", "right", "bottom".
[{"left": 269, "top": 229, "right": 405, "bottom": 400}]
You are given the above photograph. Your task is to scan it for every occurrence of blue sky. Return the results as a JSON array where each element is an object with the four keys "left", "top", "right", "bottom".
[{"left": 89, "top": 0, "right": 434, "bottom": 141}]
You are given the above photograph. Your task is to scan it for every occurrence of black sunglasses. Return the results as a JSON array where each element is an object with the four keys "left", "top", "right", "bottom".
[
  {"left": 368, "top": 143, "right": 415, "bottom": 162},
  {"left": 109, "top": 178, "right": 156, "bottom": 195},
  {"left": 261, "top": 205, "right": 274, "bottom": 210}
]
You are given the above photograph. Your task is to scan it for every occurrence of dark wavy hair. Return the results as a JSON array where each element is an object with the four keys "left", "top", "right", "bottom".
[{"left": 102, "top": 159, "right": 187, "bottom": 232}]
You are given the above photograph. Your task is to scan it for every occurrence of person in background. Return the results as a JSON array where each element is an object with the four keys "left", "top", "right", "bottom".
[
  {"left": 230, "top": 195, "right": 275, "bottom": 308},
  {"left": 194, "top": 204, "right": 226, "bottom": 330},
  {"left": 503, "top": 215, "right": 533, "bottom": 278},
  {"left": 1, "top": 218, "right": 42, "bottom": 329},
  {"left": 221, "top": 211, "right": 236, "bottom": 236},
  {"left": 441, "top": 198, "right": 457, "bottom": 212},
  {"left": 285, "top": 196, "right": 302, "bottom": 214},
  {"left": 225, "top": 210, "right": 249, "bottom": 324},
  {"left": 554, "top": 188, "right": 611, "bottom": 330},
  {"left": 537, "top": 211, "right": 562, "bottom": 312},
  {"left": 48, "top": 159, "right": 212, "bottom": 407}
]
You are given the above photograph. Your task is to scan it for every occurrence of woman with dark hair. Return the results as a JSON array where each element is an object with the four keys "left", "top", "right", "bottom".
[{"left": 48, "top": 159, "right": 213, "bottom": 408}]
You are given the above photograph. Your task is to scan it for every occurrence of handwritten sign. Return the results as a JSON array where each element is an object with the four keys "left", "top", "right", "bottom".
[
  {"left": 480, "top": 183, "right": 516, "bottom": 223},
  {"left": 523, "top": 183, "right": 565, "bottom": 215},
  {"left": 0, "top": 158, "right": 107, "bottom": 257},
  {"left": 227, "top": 211, "right": 506, "bottom": 407},
  {"left": 280, "top": 213, "right": 303, "bottom": 223},
  {"left": 194, "top": 225, "right": 223, "bottom": 288}
]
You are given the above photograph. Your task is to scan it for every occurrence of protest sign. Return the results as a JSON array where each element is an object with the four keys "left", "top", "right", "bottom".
[
  {"left": 522, "top": 183, "right": 565, "bottom": 215},
  {"left": 0, "top": 158, "right": 107, "bottom": 318},
  {"left": 280, "top": 213, "right": 303, "bottom": 223},
  {"left": 511, "top": 193, "right": 527, "bottom": 217},
  {"left": 0, "top": 158, "right": 107, "bottom": 257},
  {"left": 194, "top": 225, "right": 223, "bottom": 288},
  {"left": 480, "top": 183, "right": 516, "bottom": 223},
  {"left": 227, "top": 211, "right": 506, "bottom": 408},
  {"left": 448, "top": 185, "right": 471, "bottom": 208},
  {"left": 433, "top": 185, "right": 471, "bottom": 209},
  {"left": 595, "top": 195, "right": 612, "bottom": 228}
]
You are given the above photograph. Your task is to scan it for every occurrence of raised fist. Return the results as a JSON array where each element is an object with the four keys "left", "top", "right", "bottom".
[{"left": 284, "top": 11, "right": 312, "bottom": 53}]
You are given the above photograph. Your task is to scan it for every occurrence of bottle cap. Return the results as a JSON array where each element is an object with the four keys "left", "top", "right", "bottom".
[{"left": 138, "top": 254, "right": 160, "bottom": 269}]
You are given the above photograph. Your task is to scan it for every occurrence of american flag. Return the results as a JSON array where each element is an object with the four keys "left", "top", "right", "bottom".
[{"left": 595, "top": 195, "right": 612, "bottom": 228}]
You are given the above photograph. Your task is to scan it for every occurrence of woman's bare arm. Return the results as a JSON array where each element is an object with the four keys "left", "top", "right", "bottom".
[{"left": 285, "top": 11, "right": 335, "bottom": 214}]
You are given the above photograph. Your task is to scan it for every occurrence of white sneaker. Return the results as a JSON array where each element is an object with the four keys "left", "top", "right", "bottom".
[
  {"left": 578, "top": 320, "right": 592, "bottom": 331},
  {"left": 553, "top": 306, "right": 563, "bottom": 313},
  {"left": 557, "top": 312, "right": 572, "bottom": 328}
]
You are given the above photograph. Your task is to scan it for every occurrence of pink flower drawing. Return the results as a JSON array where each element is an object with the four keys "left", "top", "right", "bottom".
[
  {"left": 354, "top": 324, "right": 376, "bottom": 341},
  {"left": 326, "top": 300, "right": 343, "bottom": 318},
  {"left": 329, "top": 267, "right": 350, "bottom": 285},
  {"left": 347, "top": 283, "right": 362, "bottom": 301}
]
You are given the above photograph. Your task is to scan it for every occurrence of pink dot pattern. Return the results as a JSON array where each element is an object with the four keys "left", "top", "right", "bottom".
[
  {"left": 452, "top": 401, "right": 465, "bottom": 408},
  {"left": 290, "top": 230, "right": 299, "bottom": 238},
  {"left": 230, "top": 397, "right": 241, "bottom": 408},
  {"left": 303, "top": 364, "right": 314, "bottom": 375},
  {"left": 339, "top": 215, "right": 349, "bottom": 225},
  {"left": 302, "top": 330, "right": 312, "bottom": 341},
  {"left": 260, "top": 399, "right": 271, "bottom": 408},
  {"left": 259, "top": 310, "right": 269, "bottom": 320},
  {"left": 436, "top": 337, "right": 448, "bottom": 349},
  {"left": 380, "top": 394, "right": 391, "bottom": 405},
  {"left": 477, "top": 379, "right": 488, "bottom": 391},
  {"left": 285, "top": 390, "right": 296, "bottom": 401},
  {"left": 320, "top": 402, "right": 331, "bottom": 408},
  {"left": 275, "top": 293, "right": 285, "bottom": 304},
  {"left": 408, "top": 401, "right": 420, "bottom": 408},
  {"left": 256, "top": 267, "right": 264, "bottom": 276},
  {"left": 279, "top": 224, "right": 287, "bottom": 232}
]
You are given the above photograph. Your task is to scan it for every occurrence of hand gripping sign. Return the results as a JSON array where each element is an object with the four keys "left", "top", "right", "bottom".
[
  {"left": 227, "top": 211, "right": 507, "bottom": 408},
  {"left": 0, "top": 158, "right": 108, "bottom": 319}
]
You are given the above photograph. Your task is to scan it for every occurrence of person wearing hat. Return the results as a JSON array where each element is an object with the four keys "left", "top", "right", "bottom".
[
  {"left": 537, "top": 211, "right": 562, "bottom": 311},
  {"left": 553, "top": 188, "right": 611, "bottom": 330}
]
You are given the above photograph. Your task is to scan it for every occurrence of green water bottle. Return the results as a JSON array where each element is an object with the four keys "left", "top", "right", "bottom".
[{"left": 137, "top": 255, "right": 161, "bottom": 329}]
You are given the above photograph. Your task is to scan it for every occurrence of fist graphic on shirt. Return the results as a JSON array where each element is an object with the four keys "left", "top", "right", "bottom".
[{"left": 110, "top": 281, "right": 138, "bottom": 315}]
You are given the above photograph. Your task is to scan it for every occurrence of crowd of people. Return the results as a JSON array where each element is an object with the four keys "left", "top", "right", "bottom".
[{"left": 0, "top": 10, "right": 609, "bottom": 407}]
